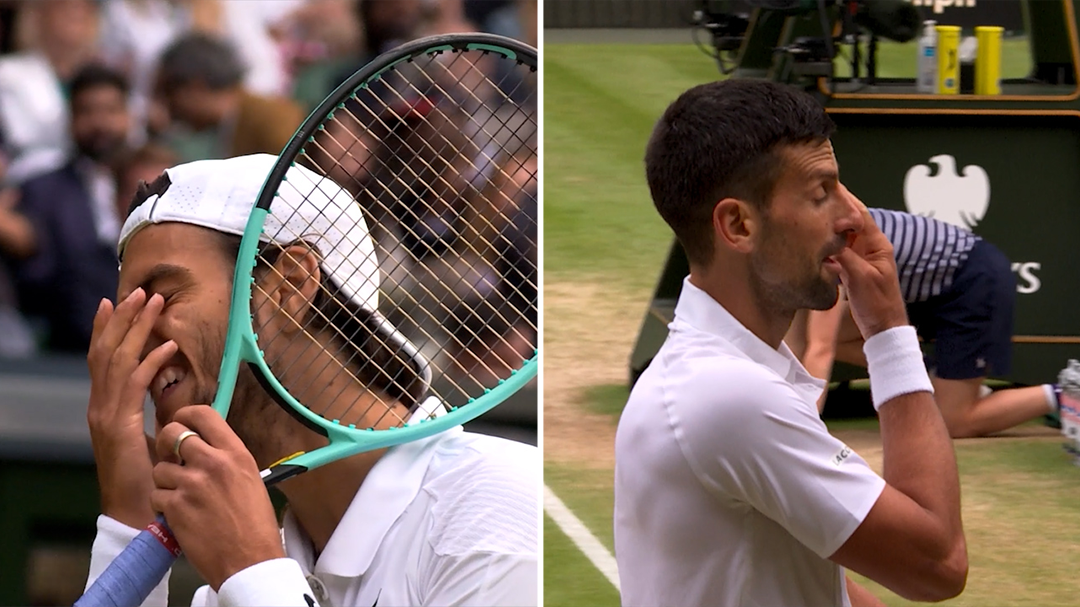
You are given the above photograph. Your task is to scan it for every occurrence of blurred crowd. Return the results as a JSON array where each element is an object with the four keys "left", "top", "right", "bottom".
[{"left": 0, "top": 0, "right": 538, "bottom": 376}]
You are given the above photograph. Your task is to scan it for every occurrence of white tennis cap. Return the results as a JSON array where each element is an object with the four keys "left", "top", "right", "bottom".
[{"left": 118, "top": 153, "right": 380, "bottom": 312}]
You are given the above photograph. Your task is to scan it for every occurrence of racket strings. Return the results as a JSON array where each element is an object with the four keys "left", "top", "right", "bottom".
[
  {"left": 304, "top": 163, "right": 531, "bottom": 380},
  {"left": 262, "top": 165, "right": 509, "bottom": 365},
  {"left": 316, "top": 92, "right": 533, "bottom": 280},
  {"left": 242, "top": 209, "right": 425, "bottom": 421},
  {"left": 335, "top": 61, "right": 536, "bottom": 329},
  {"left": 385, "top": 57, "right": 535, "bottom": 217},
  {"left": 253, "top": 182, "right": 501, "bottom": 422},
  {"left": 409, "top": 50, "right": 537, "bottom": 164},
  {"left": 264, "top": 178, "right": 522, "bottom": 405},
  {"left": 346, "top": 52, "right": 535, "bottom": 223},
  {"left": 248, "top": 241, "right": 414, "bottom": 428},
  {"left": 260, "top": 45, "right": 536, "bottom": 423},
  {"left": 344, "top": 49, "right": 536, "bottom": 381}
]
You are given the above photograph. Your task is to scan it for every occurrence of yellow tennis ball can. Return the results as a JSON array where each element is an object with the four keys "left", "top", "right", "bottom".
[
  {"left": 976, "top": 26, "right": 1004, "bottom": 95},
  {"left": 936, "top": 25, "right": 961, "bottom": 94}
]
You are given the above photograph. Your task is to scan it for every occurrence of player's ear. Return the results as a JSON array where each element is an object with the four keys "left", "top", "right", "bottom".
[
  {"left": 253, "top": 244, "right": 322, "bottom": 333},
  {"left": 273, "top": 245, "right": 322, "bottom": 323},
  {"left": 713, "top": 198, "right": 757, "bottom": 254}
]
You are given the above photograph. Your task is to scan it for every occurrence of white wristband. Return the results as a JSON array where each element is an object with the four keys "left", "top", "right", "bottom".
[{"left": 864, "top": 325, "right": 934, "bottom": 411}]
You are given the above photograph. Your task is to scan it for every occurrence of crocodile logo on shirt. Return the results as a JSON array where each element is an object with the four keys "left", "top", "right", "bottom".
[{"left": 832, "top": 445, "right": 853, "bottom": 467}]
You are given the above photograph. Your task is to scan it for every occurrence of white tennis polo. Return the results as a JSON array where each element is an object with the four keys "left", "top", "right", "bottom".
[
  {"left": 613, "top": 278, "right": 886, "bottom": 607},
  {"left": 85, "top": 403, "right": 539, "bottom": 606}
]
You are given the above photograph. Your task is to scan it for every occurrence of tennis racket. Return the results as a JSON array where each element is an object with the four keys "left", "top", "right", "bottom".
[{"left": 76, "top": 32, "right": 537, "bottom": 606}]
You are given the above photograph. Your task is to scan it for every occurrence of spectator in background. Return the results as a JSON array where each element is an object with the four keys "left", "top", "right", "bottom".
[
  {"left": 329, "top": 0, "right": 428, "bottom": 92},
  {"left": 0, "top": 149, "right": 37, "bottom": 358},
  {"left": 454, "top": 149, "right": 536, "bottom": 386},
  {"left": 518, "top": 0, "right": 537, "bottom": 47},
  {"left": 10, "top": 65, "right": 131, "bottom": 354},
  {"left": 155, "top": 32, "right": 304, "bottom": 159},
  {"left": 463, "top": 0, "right": 517, "bottom": 38},
  {"left": 114, "top": 143, "right": 180, "bottom": 221},
  {"left": 0, "top": 0, "right": 101, "bottom": 183},
  {"left": 184, "top": 0, "right": 305, "bottom": 98},
  {"left": 98, "top": 0, "right": 188, "bottom": 145}
]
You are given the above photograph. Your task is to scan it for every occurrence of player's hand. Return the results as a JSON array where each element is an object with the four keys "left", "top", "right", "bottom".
[
  {"left": 152, "top": 406, "right": 285, "bottom": 591},
  {"left": 87, "top": 289, "right": 177, "bottom": 529},
  {"left": 832, "top": 186, "right": 909, "bottom": 339}
]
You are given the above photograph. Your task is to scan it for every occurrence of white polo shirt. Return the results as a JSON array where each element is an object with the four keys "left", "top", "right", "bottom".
[
  {"left": 85, "top": 414, "right": 539, "bottom": 606},
  {"left": 613, "top": 278, "right": 885, "bottom": 607}
]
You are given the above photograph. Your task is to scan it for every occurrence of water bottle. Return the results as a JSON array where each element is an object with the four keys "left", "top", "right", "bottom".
[
  {"left": 1057, "top": 360, "right": 1080, "bottom": 462},
  {"left": 916, "top": 20, "right": 937, "bottom": 93}
]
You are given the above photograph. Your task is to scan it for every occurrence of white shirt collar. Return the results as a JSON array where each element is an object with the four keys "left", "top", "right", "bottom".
[
  {"left": 282, "top": 398, "right": 459, "bottom": 577},
  {"left": 674, "top": 277, "right": 817, "bottom": 387}
]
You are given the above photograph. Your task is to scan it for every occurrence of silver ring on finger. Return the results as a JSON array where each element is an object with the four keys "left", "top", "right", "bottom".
[{"left": 172, "top": 430, "right": 200, "bottom": 461}]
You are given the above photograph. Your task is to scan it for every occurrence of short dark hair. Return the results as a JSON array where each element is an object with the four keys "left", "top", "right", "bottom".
[
  {"left": 157, "top": 33, "right": 245, "bottom": 92},
  {"left": 69, "top": 63, "right": 129, "bottom": 104},
  {"left": 644, "top": 79, "right": 835, "bottom": 267}
]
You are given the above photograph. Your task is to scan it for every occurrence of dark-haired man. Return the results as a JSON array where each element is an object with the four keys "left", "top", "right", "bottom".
[
  {"left": 10, "top": 63, "right": 130, "bottom": 352},
  {"left": 82, "top": 154, "right": 538, "bottom": 606},
  {"left": 614, "top": 79, "right": 967, "bottom": 606},
  {"left": 154, "top": 32, "right": 303, "bottom": 159}
]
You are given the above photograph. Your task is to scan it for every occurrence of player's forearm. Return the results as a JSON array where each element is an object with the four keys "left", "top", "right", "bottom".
[
  {"left": 802, "top": 343, "right": 836, "bottom": 382},
  {"left": 878, "top": 392, "right": 963, "bottom": 540},
  {"left": 868, "top": 328, "right": 963, "bottom": 551}
]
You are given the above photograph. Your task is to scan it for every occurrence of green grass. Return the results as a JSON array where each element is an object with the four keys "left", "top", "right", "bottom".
[
  {"left": 851, "top": 437, "right": 1080, "bottom": 606},
  {"left": 544, "top": 514, "right": 622, "bottom": 607},
  {"left": 581, "top": 383, "right": 635, "bottom": 418},
  {"left": 545, "top": 384, "right": 1080, "bottom": 606},
  {"left": 545, "top": 464, "right": 617, "bottom": 552},
  {"left": 543, "top": 45, "right": 719, "bottom": 290}
]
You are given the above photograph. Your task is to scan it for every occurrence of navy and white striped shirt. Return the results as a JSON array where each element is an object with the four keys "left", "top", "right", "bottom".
[{"left": 868, "top": 208, "right": 980, "bottom": 303}]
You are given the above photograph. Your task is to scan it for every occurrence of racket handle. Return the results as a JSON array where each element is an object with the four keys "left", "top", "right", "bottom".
[{"left": 74, "top": 514, "right": 181, "bottom": 607}]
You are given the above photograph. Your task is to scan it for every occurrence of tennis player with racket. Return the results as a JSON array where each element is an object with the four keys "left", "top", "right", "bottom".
[{"left": 78, "top": 33, "right": 538, "bottom": 607}]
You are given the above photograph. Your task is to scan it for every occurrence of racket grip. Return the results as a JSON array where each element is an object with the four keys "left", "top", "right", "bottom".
[{"left": 74, "top": 514, "right": 181, "bottom": 607}]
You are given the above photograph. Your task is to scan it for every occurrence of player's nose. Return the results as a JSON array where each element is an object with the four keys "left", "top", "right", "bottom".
[
  {"left": 834, "top": 183, "right": 865, "bottom": 235},
  {"left": 139, "top": 327, "right": 170, "bottom": 362}
]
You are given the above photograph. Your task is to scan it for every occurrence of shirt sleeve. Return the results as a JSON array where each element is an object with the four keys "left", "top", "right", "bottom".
[
  {"left": 84, "top": 515, "right": 171, "bottom": 606},
  {"left": 215, "top": 558, "right": 319, "bottom": 607},
  {"left": 671, "top": 358, "right": 886, "bottom": 558}
]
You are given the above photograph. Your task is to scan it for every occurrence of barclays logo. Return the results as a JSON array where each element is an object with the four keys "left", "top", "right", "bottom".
[
  {"left": 907, "top": 0, "right": 978, "bottom": 15},
  {"left": 903, "top": 154, "right": 989, "bottom": 230},
  {"left": 903, "top": 154, "right": 1042, "bottom": 294}
]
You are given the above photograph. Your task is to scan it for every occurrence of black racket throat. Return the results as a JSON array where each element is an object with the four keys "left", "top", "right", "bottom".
[{"left": 262, "top": 464, "right": 307, "bottom": 487}]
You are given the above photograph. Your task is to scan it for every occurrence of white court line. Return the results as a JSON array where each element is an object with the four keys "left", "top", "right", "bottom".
[{"left": 543, "top": 485, "right": 621, "bottom": 592}]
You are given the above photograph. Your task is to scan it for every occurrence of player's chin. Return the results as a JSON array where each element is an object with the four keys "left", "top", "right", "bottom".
[{"left": 805, "top": 277, "right": 841, "bottom": 311}]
